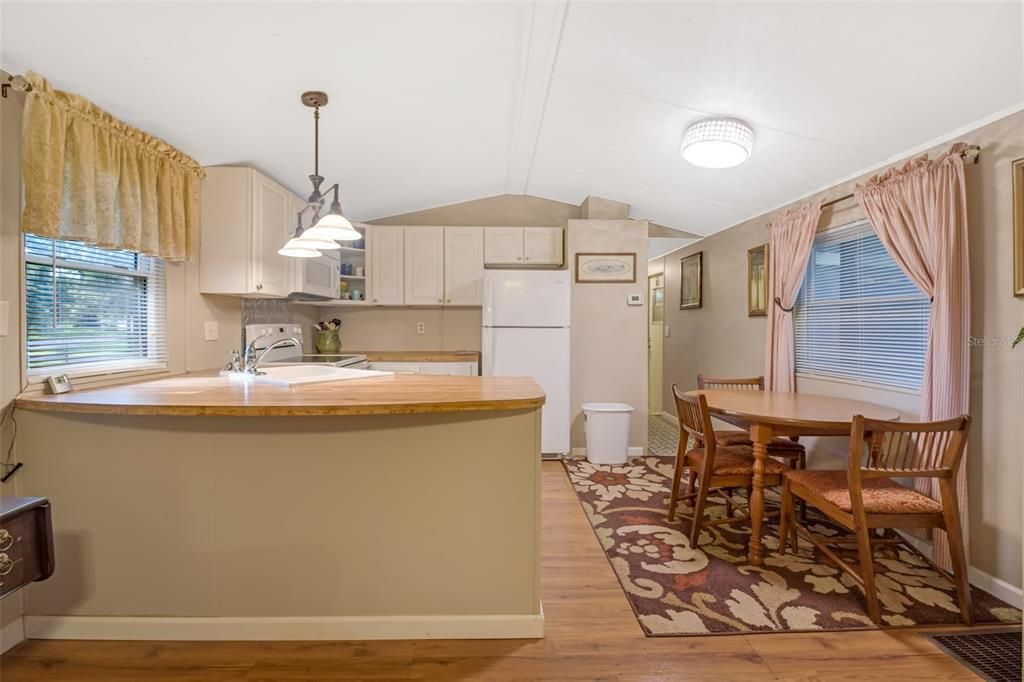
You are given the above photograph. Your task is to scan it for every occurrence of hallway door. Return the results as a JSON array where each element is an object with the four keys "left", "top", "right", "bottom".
[{"left": 648, "top": 273, "right": 664, "bottom": 415}]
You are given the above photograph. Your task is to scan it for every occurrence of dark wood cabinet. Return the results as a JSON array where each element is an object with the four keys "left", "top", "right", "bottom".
[{"left": 0, "top": 497, "right": 54, "bottom": 597}]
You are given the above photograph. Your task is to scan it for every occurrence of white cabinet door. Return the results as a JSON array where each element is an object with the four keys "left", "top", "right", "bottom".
[
  {"left": 369, "top": 226, "right": 405, "bottom": 305},
  {"left": 523, "top": 227, "right": 563, "bottom": 266},
  {"left": 484, "top": 227, "right": 524, "bottom": 265},
  {"left": 300, "top": 252, "right": 341, "bottom": 299},
  {"left": 419, "top": 362, "right": 477, "bottom": 376},
  {"left": 444, "top": 226, "right": 483, "bottom": 305},
  {"left": 368, "top": 362, "right": 421, "bottom": 374},
  {"left": 404, "top": 226, "right": 445, "bottom": 306},
  {"left": 250, "top": 173, "right": 292, "bottom": 296}
]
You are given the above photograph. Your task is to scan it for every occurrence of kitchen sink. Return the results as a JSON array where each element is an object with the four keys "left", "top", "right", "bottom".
[{"left": 227, "top": 365, "right": 393, "bottom": 387}]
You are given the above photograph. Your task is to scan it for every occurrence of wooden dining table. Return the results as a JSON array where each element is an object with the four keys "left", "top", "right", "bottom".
[{"left": 684, "top": 389, "right": 901, "bottom": 567}]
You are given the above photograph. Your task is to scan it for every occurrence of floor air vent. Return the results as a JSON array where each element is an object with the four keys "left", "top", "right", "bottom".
[{"left": 927, "top": 630, "right": 1021, "bottom": 681}]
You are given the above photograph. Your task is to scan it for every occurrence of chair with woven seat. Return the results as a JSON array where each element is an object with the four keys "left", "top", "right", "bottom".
[
  {"left": 696, "top": 374, "right": 806, "bottom": 470},
  {"left": 778, "top": 414, "right": 972, "bottom": 625},
  {"left": 668, "top": 385, "right": 786, "bottom": 548}
]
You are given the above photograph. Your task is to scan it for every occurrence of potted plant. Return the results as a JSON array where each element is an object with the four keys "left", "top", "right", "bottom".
[{"left": 1015, "top": 325, "right": 1024, "bottom": 348}]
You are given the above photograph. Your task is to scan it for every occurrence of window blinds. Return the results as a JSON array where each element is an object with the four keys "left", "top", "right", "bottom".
[
  {"left": 24, "top": 235, "right": 167, "bottom": 376},
  {"left": 794, "top": 220, "right": 930, "bottom": 391}
]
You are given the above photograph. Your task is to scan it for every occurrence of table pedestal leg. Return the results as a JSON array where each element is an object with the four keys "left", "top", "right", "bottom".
[{"left": 748, "top": 423, "right": 772, "bottom": 566}]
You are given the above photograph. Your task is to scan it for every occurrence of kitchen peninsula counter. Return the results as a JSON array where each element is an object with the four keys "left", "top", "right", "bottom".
[
  {"left": 15, "top": 372, "right": 542, "bottom": 417},
  {"left": 14, "top": 371, "right": 544, "bottom": 642}
]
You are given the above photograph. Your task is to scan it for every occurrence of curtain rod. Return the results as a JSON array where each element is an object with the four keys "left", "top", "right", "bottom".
[
  {"left": 766, "top": 144, "right": 981, "bottom": 228},
  {"left": 1, "top": 70, "right": 32, "bottom": 98}
]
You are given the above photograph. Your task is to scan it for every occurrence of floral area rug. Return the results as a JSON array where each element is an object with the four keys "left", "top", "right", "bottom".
[{"left": 564, "top": 456, "right": 1021, "bottom": 636}]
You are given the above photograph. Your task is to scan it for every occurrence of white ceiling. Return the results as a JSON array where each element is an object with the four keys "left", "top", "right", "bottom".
[{"left": 2, "top": 2, "right": 1022, "bottom": 236}]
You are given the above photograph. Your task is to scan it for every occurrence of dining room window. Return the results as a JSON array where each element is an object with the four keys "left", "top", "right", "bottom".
[
  {"left": 793, "top": 220, "right": 930, "bottom": 391},
  {"left": 24, "top": 234, "right": 167, "bottom": 379}
]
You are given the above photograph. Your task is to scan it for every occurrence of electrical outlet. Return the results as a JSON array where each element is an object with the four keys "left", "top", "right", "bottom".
[
  {"left": 416, "top": 321, "right": 426, "bottom": 335},
  {"left": 204, "top": 321, "right": 219, "bottom": 342}
]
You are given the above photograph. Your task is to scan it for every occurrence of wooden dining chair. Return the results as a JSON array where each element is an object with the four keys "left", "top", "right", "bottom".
[
  {"left": 778, "top": 414, "right": 973, "bottom": 625},
  {"left": 696, "top": 374, "right": 806, "bottom": 471},
  {"left": 668, "top": 385, "right": 787, "bottom": 548}
]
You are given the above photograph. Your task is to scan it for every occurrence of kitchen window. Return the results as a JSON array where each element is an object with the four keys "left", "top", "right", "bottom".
[
  {"left": 24, "top": 235, "right": 167, "bottom": 378},
  {"left": 794, "top": 220, "right": 930, "bottom": 391}
]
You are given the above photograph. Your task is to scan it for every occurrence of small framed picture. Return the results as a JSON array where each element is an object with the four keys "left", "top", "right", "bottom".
[
  {"left": 1014, "top": 157, "right": 1024, "bottom": 296},
  {"left": 747, "top": 243, "right": 769, "bottom": 316},
  {"left": 680, "top": 252, "right": 703, "bottom": 309},
  {"left": 575, "top": 252, "right": 637, "bottom": 283}
]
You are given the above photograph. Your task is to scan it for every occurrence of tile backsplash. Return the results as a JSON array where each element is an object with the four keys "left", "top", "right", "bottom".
[{"left": 240, "top": 299, "right": 319, "bottom": 352}]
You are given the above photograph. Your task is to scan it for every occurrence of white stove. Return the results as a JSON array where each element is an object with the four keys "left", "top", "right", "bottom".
[{"left": 244, "top": 323, "right": 368, "bottom": 368}]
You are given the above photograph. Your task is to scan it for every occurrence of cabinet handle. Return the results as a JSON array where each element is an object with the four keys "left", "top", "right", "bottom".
[
  {"left": 438, "top": 298, "right": 442, "bottom": 303},
  {"left": 446, "top": 299, "right": 452, "bottom": 304},
  {"left": 372, "top": 298, "right": 378, "bottom": 303},
  {"left": 0, "top": 530, "right": 11, "bottom": 551},
  {"left": 516, "top": 256, "right": 523, "bottom": 261},
  {"left": 256, "top": 283, "right": 263, "bottom": 291},
  {"left": 524, "top": 256, "right": 530, "bottom": 261},
  {"left": 0, "top": 554, "right": 11, "bottom": 576}
]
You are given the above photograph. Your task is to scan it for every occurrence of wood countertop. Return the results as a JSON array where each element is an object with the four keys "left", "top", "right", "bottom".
[
  {"left": 350, "top": 350, "right": 481, "bottom": 363},
  {"left": 15, "top": 372, "right": 544, "bottom": 417}
]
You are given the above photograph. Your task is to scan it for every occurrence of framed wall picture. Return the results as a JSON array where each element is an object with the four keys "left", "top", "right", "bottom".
[
  {"left": 747, "top": 243, "right": 769, "bottom": 316},
  {"left": 1014, "top": 157, "right": 1024, "bottom": 296},
  {"left": 679, "top": 252, "right": 703, "bottom": 309},
  {"left": 574, "top": 252, "right": 637, "bottom": 283}
]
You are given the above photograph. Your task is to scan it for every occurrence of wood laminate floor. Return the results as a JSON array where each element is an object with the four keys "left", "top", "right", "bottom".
[{"left": 0, "top": 462, "right": 1009, "bottom": 681}]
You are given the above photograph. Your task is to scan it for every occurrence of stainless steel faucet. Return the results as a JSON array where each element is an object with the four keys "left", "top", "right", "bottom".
[{"left": 242, "top": 337, "right": 301, "bottom": 375}]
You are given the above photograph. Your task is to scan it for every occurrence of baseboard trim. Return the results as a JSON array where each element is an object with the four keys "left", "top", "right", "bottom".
[
  {"left": 570, "top": 447, "right": 645, "bottom": 460},
  {"left": 0, "top": 616, "right": 25, "bottom": 654},
  {"left": 24, "top": 612, "right": 545, "bottom": 641},
  {"left": 899, "top": 532, "right": 1022, "bottom": 608},
  {"left": 659, "top": 412, "right": 678, "bottom": 425}
]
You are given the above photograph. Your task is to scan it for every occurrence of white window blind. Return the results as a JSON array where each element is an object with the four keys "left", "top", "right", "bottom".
[
  {"left": 794, "top": 220, "right": 930, "bottom": 391},
  {"left": 24, "top": 235, "right": 167, "bottom": 377}
]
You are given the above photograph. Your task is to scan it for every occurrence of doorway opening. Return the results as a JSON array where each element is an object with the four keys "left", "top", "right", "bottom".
[{"left": 647, "top": 273, "right": 664, "bottom": 417}]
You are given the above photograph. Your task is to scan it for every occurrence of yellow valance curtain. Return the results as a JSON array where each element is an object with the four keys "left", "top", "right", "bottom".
[{"left": 19, "top": 72, "right": 204, "bottom": 262}]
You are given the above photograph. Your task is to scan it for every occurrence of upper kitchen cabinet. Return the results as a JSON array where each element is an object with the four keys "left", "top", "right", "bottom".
[
  {"left": 199, "top": 166, "right": 294, "bottom": 297},
  {"left": 404, "top": 226, "right": 445, "bottom": 305},
  {"left": 523, "top": 227, "right": 563, "bottom": 266},
  {"left": 369, "top": 225, "right": 405, "bottom": 305},
  {"left": 444, "top": 226, "right": 484, "bottom": 305},
  {"left": 483, "top": 227, "right": 563, "bottom": 267},
  {"left": 483, "top": 227, "right": 524, "bottom": 265}
]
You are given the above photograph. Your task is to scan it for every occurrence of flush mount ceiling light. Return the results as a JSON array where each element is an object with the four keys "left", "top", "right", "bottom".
[
  {"left": 680, "top": 118, "right": 754, "bottom": 169},
  {"left": 279, "top": 91, "right": 361, "bottom": 258}
]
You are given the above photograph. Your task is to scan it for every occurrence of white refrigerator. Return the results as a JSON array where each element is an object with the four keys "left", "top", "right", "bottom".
[{"left": 482, "top": 270, "right": 571, "bottom": 456}]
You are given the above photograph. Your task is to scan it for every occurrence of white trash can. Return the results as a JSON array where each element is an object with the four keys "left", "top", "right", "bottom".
[{"left": 582, "top": 402, "right": 635, "bottom": 465}]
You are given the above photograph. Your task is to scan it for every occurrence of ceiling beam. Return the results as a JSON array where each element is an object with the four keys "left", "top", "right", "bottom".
[{"left": 506, "top": 0, "right": 568, "bottom": 195}]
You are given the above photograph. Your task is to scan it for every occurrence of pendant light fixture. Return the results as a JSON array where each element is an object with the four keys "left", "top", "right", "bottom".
[
  {"left": 279, "top": 90, "right": 361, "bottom": 258},
  {"left": 680, "top": 117, "right": 754, "bottom": 169}
]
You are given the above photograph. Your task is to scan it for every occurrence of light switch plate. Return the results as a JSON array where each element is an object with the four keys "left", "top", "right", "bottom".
[
  {"left": 204, "top": 321, "right": 219, "bottom": 341},
  {"left": 0, "top": 301, "right": 8, "bottom": 337},
  {"left": 627, "top": 294, "right": 643, "bottom": 306},
  {"left": 664, "top": 326, "right": 670, "bottom": 338}
]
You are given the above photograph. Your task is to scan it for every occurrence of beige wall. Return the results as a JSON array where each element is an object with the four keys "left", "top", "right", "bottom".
[
  {"left": 568, "top": 219, "right": 649, "bottom": 449},
  {"left": 656, "top": 109, "right": 1024, "bottom": 590},
  {"left": 0, "top": 80, "right": 25, "bottom": 643},
  {"left": 18, "top": 408, "right": 542, "bottom": 628},
  {"left": 369, "top": 193, "right": 580, "bottom": 228},
  {"left": 327, "top": 306, "right": 482, "bottom": 352}
]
